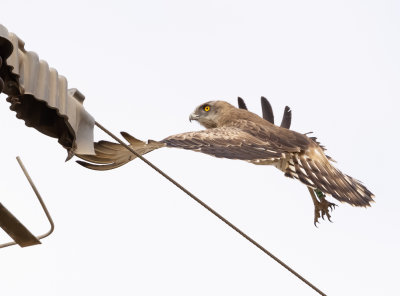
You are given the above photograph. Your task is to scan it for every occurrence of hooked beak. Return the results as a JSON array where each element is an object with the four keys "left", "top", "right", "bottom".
[{"left": 189, "top": 112, "right": 200, "bottom": 122}]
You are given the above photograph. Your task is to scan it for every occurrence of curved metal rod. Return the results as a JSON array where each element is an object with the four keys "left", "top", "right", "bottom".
[
  {"left": 16, "top": 156, "right": 55, "bottom": 240},
  {"left": 0, "top": 157, "right": 54, "bottom": 248},
  {"left": 0, "top": 237, "right": 17, "bottom": 249}
]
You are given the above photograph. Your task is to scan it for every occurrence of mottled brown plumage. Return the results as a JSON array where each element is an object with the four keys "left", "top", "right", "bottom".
[{"left": 77, "top": 100, "right": 374, "bottom": 219}]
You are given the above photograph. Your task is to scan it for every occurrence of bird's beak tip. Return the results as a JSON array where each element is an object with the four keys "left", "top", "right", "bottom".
[{"left": 189, "top": 113, "right": 199, "bottom": 122}]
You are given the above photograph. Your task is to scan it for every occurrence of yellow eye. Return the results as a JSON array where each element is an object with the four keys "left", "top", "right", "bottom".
[{"left": 204, "top": 105, "right": 210, "bottom": 112}]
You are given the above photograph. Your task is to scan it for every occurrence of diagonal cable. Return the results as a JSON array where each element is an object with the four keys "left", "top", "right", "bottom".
[{"left": 94, "top": 121, "right": 327, "bottom": 296}]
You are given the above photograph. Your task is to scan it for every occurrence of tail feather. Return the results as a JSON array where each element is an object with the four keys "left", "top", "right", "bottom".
[{"left": 285, "top": 151, "right": 374, "bottom": 207}]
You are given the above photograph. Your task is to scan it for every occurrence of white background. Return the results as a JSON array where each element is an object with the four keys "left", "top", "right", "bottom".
[{"left": 1, "top": 1, "right": 399, "bottom": 295}]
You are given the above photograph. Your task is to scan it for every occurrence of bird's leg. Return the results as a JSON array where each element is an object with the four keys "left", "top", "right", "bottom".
[
  {"left": 308, "top": 187, "right": 322, "bottom": 225},
  {"left": 307, "top": 187, "right": 337, "bottom": 226}
]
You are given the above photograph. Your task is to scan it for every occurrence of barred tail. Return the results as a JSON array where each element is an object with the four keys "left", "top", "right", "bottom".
[{"left": 285, "top": 152, "right": 374, "bottom": 207}]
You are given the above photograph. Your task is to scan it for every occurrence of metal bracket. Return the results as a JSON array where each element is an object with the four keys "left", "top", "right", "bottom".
[{"left": 0, "top": 157, "right": 54, "bottom": 249}]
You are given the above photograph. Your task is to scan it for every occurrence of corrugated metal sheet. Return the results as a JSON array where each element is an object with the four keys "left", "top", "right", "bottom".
[{"left": 0, "top": 24, "right": 94, "bottom": 156}]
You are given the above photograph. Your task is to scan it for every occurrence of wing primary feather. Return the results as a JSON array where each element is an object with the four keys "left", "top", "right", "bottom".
[
  {"left": 280, "top": 106, "right": 292, "bottom": 129},
  {"left": 121, "top": 131, "right": 146, "bottom": 145},
  {"left": 261, "top": 96, "right": 274, "bottom": 124},
  {"left": 237, "top": 97, "right": 248, "bottom": 110}
]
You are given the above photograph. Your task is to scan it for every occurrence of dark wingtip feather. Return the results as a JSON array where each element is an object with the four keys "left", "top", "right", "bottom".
[
  {"left": 237, "top": 97, "right": 248, "bottom": 110},
  {"left": 65, "top": 150, "right": 74, "bottom": 162},
  {"left": 121, "top": 131, "right": 145, "bottom": 145},
  {"left": 120, "top": 131, "right": 132, "bottom": 139},
  {"left": 261, "top": 96, "right": 274, "bottom": 124},
  {"left": 280, "top": 106, "right": 292, "bottom": 129}
]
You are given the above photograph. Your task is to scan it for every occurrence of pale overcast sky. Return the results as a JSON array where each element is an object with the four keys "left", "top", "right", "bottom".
[{"left": 1, "top": 1, "right": 399, "bottom": 295}]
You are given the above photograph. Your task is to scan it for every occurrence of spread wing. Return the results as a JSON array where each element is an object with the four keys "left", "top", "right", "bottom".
[
  {"left": 77, "top": 122, "right": 308, "bottom": 170},
  {"left": 77, "top": 120, "right": 374, "bottom": 207},
  {"left": 162, "top": 126, "right": 291, "bottom": 160}
]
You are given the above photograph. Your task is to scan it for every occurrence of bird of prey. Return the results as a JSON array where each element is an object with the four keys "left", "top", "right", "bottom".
[
  {"left": 237, "top": 97, "right": 336, "bottom": 223},
  {"left": 77, "top": 98, "right": 374, "bottom": 224}
]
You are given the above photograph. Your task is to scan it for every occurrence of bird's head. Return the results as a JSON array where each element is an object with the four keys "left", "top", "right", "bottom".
[{"left": 189, "top": 101, "right": 234, "bottom": 128}]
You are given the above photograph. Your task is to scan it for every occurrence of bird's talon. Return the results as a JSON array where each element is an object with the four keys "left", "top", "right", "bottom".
[{"left": 312, "top": 190, "right": 336, "bottom": 225}]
